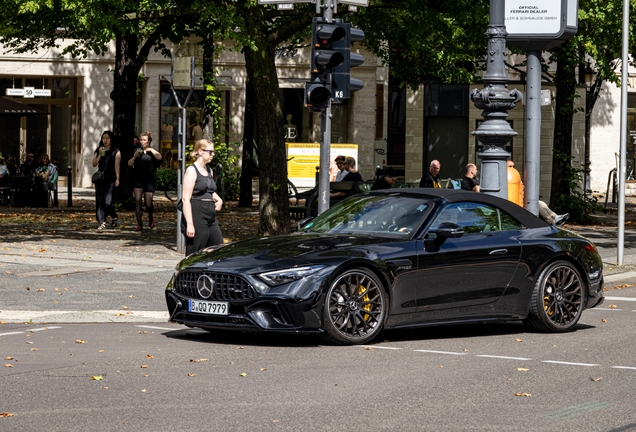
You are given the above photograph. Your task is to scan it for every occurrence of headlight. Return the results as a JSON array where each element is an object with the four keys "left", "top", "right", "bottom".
[{"left": 258, "top": 265, "right": 326, "bottom": 286}]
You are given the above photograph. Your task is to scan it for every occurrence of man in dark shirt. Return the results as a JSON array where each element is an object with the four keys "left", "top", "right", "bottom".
[
  {"left": 419, "top": 160, "right": 442, "bottom": 188},
  {"left": 460, "top": 163, "right": 480, "bottom": 192},
  {"left": 371, "top": 166, "right": 398, "bottom": 190},
  {"left": 341, "top": 156, "right": 363, "bottom": 182}
]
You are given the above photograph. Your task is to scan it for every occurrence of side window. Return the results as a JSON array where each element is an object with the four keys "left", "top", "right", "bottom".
[{"left": 430, "top": 202, "right": 523, "bottom": 235}]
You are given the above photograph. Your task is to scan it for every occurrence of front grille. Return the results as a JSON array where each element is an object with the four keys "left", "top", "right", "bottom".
[{"left": 174, "top": 272, "right": 256, "bottom": 301}]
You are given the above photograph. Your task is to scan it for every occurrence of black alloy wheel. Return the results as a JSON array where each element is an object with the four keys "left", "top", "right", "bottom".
[
  {"left": 524, "top": 261, "right": 586, "bottom": 332},
  {"left": 321, "top": 268, "right": 388, "bottom": 345}
]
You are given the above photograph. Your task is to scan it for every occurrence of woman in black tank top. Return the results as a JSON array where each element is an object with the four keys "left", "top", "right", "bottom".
[{"left": 180, "top": 139, "right": 224, "bottom": 255}]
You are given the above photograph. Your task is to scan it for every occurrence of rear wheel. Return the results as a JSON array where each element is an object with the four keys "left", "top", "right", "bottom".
[
  {"left": 524, "top": 261, "right": 585, "bottom": 332},
  {"left": 321, "top": 268, "right": 388, "bottom": 345}
]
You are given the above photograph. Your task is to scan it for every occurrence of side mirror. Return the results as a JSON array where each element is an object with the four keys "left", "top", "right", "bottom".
[{"left": 435, "top": 222, "right": 464, "bottom": 238}]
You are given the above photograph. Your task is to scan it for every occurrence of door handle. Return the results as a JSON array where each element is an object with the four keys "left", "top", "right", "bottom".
[{"left": 489, "top": 249, "right": 508, "bottom": 255}]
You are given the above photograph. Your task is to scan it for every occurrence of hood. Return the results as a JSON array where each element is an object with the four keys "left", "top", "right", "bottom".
[{"left": 177, "top": 233, "right": 401, "bottom": 274}]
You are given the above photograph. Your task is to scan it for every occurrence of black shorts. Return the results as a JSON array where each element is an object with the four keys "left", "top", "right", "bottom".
[{"left": 133, "top": 181, "right": 156, "bottom": 193}]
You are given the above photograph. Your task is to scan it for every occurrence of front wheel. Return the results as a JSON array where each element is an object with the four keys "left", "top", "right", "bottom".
[
  {"left": 524, "top": 261, "right": 586, "bottom": 332},
  {"left": 321, "top": 268, "right": 388, "bottom": 345}
]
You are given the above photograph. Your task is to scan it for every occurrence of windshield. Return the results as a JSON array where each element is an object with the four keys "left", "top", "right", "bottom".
[{"left": 302, "top": 195, "right": 431, "bottom": 236}]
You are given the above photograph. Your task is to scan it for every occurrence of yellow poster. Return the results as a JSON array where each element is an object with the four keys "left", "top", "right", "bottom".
[{"left": 286, "top": 143, "right": 358, "bottom": 188}]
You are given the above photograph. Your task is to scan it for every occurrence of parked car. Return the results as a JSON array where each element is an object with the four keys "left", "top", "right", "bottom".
[{"left": 166, "top": 189, "right": 604, "bottom": 345}]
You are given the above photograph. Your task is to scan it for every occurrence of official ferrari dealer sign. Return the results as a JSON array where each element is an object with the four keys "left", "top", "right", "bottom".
[{"left": 505, "top": 0, "right": 561, "bottom": 35}]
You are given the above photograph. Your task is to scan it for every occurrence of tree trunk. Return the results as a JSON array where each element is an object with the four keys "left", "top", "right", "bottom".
[
  {"left": 112, "top": 33, "right": 139, "bottom": 205},
  {"left": 242, "top": 13, "right": 290, "bottom": 234},
  {"left": 238, "top": 74, "right": 255, "bottom": 207},
  {"left": 549, "top": 41, "right": 577, "bottom": 210}
]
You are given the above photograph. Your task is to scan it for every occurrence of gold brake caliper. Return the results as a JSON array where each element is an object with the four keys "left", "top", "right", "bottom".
[{"left": 358, "top": 285, "right": 371, "bottom": 321}]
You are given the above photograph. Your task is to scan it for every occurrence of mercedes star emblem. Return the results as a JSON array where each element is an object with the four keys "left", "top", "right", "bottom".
[{"left": 196, "top": 275, "right": 215, "bottom": 299}]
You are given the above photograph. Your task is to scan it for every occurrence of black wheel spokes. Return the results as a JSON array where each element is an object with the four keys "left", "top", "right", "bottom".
[
  {"left": 544, "top": 266, "right": 583, "bottom": 326},
  {"left": 329, "top": 272, "right": 384, "bottom": 339}
]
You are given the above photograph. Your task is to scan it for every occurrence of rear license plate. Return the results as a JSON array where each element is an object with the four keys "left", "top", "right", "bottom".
[{"left": 188, "top": 299, "right": 229, "bottom": 315}]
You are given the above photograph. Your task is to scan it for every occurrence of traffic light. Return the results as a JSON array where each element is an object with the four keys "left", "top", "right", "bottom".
[
  {"left": 331, "top": 22, "right": 365, "bottom": 103},
  {"left": 304, "top": 17, "right": 347, "bottom": 112}
]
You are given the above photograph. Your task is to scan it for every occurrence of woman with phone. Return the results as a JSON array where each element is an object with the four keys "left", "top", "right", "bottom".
[
  {"left": 92, "top": 130, "right": 121, "bottom": 231},
  {"left": 128, "top": 131, "right": 162, "bottom": 231}
]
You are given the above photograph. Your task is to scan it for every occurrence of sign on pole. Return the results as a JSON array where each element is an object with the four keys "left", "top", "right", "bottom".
[
  {"left": 504, "top": 0, "right": 578, "bottom": 50},
  {"left": 172, "top": 57, "right": 194, "bottom": 89}
]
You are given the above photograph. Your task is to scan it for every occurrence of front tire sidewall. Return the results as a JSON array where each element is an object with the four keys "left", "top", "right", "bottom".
[
  {"left": 322, "top": 268, "right": 388, "bottom": 345},
  {"left": 527, "top": 261, "right": 586, "bottom": 333}
]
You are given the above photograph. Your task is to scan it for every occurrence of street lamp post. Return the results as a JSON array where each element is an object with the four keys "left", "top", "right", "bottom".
[
  {"left": 470, "top": 0, "right": 522, "bottom": 199},
  {"left": 583, "top": 63, "right": 597, "bottom": 198}
]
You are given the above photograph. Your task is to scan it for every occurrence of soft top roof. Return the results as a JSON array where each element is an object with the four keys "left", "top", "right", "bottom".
[{"left": 367, "top": 188, "right": 549, "bottom": 229}]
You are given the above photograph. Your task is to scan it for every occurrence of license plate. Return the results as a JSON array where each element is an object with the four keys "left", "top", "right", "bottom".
[{"left": 188, "top": 299, "right": 229, "bottom": 315}]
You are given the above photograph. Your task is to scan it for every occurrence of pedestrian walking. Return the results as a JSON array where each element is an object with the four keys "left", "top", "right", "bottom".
[
  {"left": 181, "top": 139, "right": 224, "bottom": 255},
  {"left": 128, "top": 131, "right": 162, "bottom": 231},
  {"left": 92, "top": 130, "right": 121, "bottom": 231}
]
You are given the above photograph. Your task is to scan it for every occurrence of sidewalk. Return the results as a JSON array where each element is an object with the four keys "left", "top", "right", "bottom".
[{"left": 2, "top": 189, "right": 636, "bottom": 288}]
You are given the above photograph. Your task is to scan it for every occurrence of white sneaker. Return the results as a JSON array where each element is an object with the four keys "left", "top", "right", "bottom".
[{"left": 553, "top": 213, "right": 570, "bottom": 226}]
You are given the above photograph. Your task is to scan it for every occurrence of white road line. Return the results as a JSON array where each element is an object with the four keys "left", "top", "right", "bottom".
[
  {"left": 541, "top": 360, "right": 599, "bottom": 367},
  {"left": 476, "top": 355, "right": 532, "bottom": 361},
  {"left": 611, "top": 366, "right": 636, "bottom": 370},
  {"left": 414, "top": 350, "right": 467, "bottom": 356},
  {"left": 604, "top": 296, "right": 636, "bottom": 302},
  {"left": 0, "top": 332, "right": 25, "bottom": 337},
  {"left": 593, "top": 308, "right": 623, "bottom": 311},
  {"left": 0, "top": 326, "right": 61, "bottom": 337},
  {"left": 359, "top": 345, "right": 402, "bottom": 350},
  {"left": 136, "top": 325, "right": 179, "bottom": 331}
]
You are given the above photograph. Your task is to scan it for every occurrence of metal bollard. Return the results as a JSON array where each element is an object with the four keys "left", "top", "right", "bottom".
[{"left": 67, "top": 166, "right": 73, "bottom": 207}]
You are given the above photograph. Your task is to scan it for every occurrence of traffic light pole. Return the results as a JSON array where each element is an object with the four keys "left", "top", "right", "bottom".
[{"left": 317, "top": 0, "right": 335, "bottom": 215}]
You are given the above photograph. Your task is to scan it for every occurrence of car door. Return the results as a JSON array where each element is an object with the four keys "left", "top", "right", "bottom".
[{"left": 415, "top": 201, "right": 523, "bottom": 314}]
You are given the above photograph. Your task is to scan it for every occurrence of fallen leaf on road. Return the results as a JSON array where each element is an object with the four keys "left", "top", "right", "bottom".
[
  {"left": 31, "top": 348, "right": 38, "bottom": 351},
  {"left": 363, "top": 347, "right": 374, "bottom": 351},
  {"left": 187, "top": 373, "right": 196, "bottom": 377},
  {"left": 514, "top": 392, "right": 531, "bottom": 397},
  {"left": 236, "top": 346, "right": 244, "bottom": 349},
  {"left": 272, "top": 420, "right": 280, "bottom": 423},
  {"left": 590, "top": 377, "right": 602, "bottom": 382},
  {"left": 0, "top": 413, "right": 14, "bottom": 418},
  {"left": 138, "top": 331, "right": 148, "bottom": 334},
  {"left": 36, "top": 288, "right": 45, "bottom": 292},
  {"left": 5, "top": 364, "right": 13, "bottom": 368},
  {"left": 141, "top": 365, "right": 148, "bottom": 369},
  {"left": 4, "top": 357, "right": 12, "bottom": 360},
  {"left": 515, "top": 338, "right": 523, "bottom": 342},
  {"left": 75, "top": 340, "right": 86, "bottom": 344},
  {"left": 122, "top": 306, "right": 129, "bottom": 309},
  {"left": 91, "top": 376, "right": 103, "bottom": 380},
  {"left": 517, "top": 368, "right": 529, "bottom": 372},
  {"left": 115, "top": 313, "right": 125, "bottom": 316},
  {"left": 239, "top": 373, "right": 247, "bottom": 377},
  {"left": 146, "top": 355, "right": 154, "bottom": 359},
  {"left": 129, "top": 295, "right": 135, "bottom": 298},
  {"left": 260, "top": 368, "right": 267, "bottom": 371},
  {"left": 0, "top": 321, "right": 5, "bottom": 325},
  {"left": 608, "top": 304, "right": 617, "bottom": 309},
  {"left": 141, "top": 389, "right": 147, "bottom": 393},
  {"left": 142, "top": 374, "right": 148, "bottom": 377},
  {"left": 601, "top": 319, "right": 607, "bottom": 323}
]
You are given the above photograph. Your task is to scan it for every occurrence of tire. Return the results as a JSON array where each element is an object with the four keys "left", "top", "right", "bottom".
[
  {"left": 321, "top": 268, "right": 388, "bottom": 345},
  {"left": 524, "top": 261, "right": 586, "bottom": 332}
]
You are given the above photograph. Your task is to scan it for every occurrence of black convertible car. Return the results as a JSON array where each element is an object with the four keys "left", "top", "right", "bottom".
[{"left": 166, "top": 189, "right": 604, "bottom": 345}]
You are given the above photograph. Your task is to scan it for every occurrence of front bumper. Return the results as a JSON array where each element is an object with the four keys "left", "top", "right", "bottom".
[{"left": 586, "top": 276, "right": 605, "bottom": 309}]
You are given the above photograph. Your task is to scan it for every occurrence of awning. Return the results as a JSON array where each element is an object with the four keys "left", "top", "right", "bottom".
[{"left": 0, "top": 98, "right": 48, "bottom": 116}]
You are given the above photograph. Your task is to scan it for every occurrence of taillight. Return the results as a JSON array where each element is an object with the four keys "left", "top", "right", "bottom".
[{"left": 585, "top": 243, "right": 598, "bottom": 254}]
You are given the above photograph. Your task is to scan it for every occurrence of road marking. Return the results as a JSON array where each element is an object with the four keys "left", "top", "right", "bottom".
[
  {"left": 0, "top": 310, "right": 169, "bottom": 323},
  {"left": 604, "top": 296, "right": 636, "bottom": 302},
  {"left": 136, "top": 325, "right": 179, "bottom": 331},
  {"left": 359, "top": 345, "right": 402, "bottom": 350},
  {"left": 541, "top": 360, "right": 599, "bottom": 367},
  {"left": 0, "top": 326, "right": 61, "bottom": 337},
  {"left": 476, "top": 355, "right": 532, "bottom": 361},
  {"left": 611, "top": 366, "right": 636, "bottom": 370},
  {"left": 593, "top": 307, "right": 623, "bottom": 311},
  {"left": 414, "top": 350, "right": 467, "bottom": 356},
  {"left": 539, "top": 401, "right": 613, "bottom": 419}
]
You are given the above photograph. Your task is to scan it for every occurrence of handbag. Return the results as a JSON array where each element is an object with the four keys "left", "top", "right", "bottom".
[
  {"left": 91, "top": 171, "right": 104, "bottom": 184},
  {"left": 92, "top": 152, "right": 110, "bottom": 184}
]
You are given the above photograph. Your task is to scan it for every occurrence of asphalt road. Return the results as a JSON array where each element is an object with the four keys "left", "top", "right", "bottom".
[{"left": 1, "top": 296, "right": 636, "bottom": 431}]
